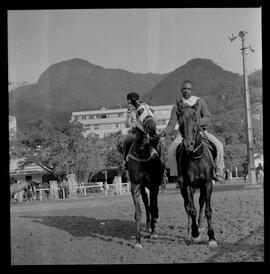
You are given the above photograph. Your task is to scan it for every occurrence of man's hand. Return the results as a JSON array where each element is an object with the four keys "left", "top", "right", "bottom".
[
  {"left": 127, "top": 108, "right": 132, "bottom": 116},
  {"left": 159, "top": 130, "right": 166, "bottom": 137}
]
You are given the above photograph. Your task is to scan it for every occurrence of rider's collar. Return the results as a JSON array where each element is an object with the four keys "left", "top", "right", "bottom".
[{"left": 182, "top": 96, "right": 199, "bottom": 107}]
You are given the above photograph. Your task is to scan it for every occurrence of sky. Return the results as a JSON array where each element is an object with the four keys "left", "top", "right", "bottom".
[{"left": 8, "top": 8, "right": 262, "bottom": 85}]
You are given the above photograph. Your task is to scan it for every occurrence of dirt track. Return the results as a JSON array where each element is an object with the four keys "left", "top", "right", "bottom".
[{"left": 10, "top": 183, "right": 264, "bottom": 264}]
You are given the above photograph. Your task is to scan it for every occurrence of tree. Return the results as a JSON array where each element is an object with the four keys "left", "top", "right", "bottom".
[
  {"left": 73, "top": 134, "right": 108, "bottom": 183},
  {"left": 102, "top": 132, "right": 124, "bottom": 175},
  {"left": 12, "top": 119, "right": 97, "bottom": 181},
  {"left": 12, "top": 118, "right": 124, "bottom": 184},
  {"left": 12, "top": 119, "right": 65, "bottom": 177}
]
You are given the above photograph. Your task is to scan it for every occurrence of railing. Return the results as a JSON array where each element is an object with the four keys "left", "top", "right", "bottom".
[{"left": 33, "top": 181, "right": 130, "bottom": 201}]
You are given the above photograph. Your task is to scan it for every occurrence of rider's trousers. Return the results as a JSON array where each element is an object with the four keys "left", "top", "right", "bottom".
[{"left": 167, "top": 131, "right": 225, "bottom": 177}]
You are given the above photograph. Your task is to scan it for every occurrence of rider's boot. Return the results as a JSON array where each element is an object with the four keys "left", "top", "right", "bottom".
[{"left": 214, "top": 168, "right": 225, "bottom": 183}]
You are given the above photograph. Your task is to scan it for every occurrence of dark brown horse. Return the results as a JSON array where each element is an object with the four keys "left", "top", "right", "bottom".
[
  {"left": 176, "top": 100, "right": 218, "bottom": 247},
  {"left": 120, "top": 116, "right": 165, "bottom": 248}
]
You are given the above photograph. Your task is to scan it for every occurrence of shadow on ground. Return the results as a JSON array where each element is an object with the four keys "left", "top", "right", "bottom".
[
  {"left": 20, "top": 215, "right": 189, "bottom": 247},
  {"left": 204, "top": 225, "right": 264, "bottom": 262},
  {"left": 21, "top": 215, "right": 138, "bottom": 242}
]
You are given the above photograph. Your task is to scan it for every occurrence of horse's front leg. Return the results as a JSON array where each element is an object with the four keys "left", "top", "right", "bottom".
[
  {"left": 140, "top": 186, "right": 151, "bottom": 233},
  {"left": 131, "top": 183, "right": 143, "bottom": 248},
  {"left": 149, "top": 187, "right": 159, "bottom": 239},
  {"left": 181, "top": 187, "right": 192, "bottom": 241},
  {"left": 205, "top": 181, "right": 218, "bottom": 247},
  {"left": 183, "top": 186, "right": 200, "bottom": 243},
  {"left": 198, "top": 189, "right": 206, "bottom": 232}
]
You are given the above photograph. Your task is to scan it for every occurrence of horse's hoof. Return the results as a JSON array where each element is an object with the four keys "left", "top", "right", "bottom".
[
  {"left": 150, "top": 233, "right": 158, "bottom": 239},
  {"left": 208, "top": 240, "right": 218, "bottom": 247},
  {"left": 192, "top": 234, "right": 201, "bottom": 243},
  {"left": 134, "top": 243, "right": 143, "bottom": 249}
]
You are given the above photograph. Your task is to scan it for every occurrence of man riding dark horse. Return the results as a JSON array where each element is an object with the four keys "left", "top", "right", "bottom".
[
  {"left": 121, "top": 92, "right": 165, "bottom": 248},
  {"left": 160, "top": 80, "right": 225, "bottom": 187},
  {"left": 122, "top": 92, "right": 160, "bottom": 169},
  {"left": 171, "top": 97, "right": 218, "bottom": 247}
]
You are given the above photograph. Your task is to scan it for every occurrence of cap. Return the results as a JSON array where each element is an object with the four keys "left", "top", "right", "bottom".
[{"left": 127, "top": 92, "right": 140, "bottom": 101}]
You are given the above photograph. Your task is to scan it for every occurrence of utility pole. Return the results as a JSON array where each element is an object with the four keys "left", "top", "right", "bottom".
[{"left": 229, "top": 30, "right": 256, "bottom": 185}]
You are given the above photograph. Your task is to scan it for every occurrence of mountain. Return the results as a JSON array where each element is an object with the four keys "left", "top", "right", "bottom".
[
  {"left": 142, "top": 58, "right": 240, "bottom": 106},
  {"left": 142, "top": 58, "right": 263, "bottom": 162},
  {"left": 9, "top": 58, "right": 167, "bottom": 127},
  {"left": 142, "top": 58, "right": 262, "bottom": 115},
  {"left": 9, "top": 57, "right": 262, "bottom": 133}
]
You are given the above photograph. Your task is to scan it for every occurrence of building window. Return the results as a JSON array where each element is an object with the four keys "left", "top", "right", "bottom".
[
  {"left": 108, "top": 113, "right": 118, "bottom": 118},
  {"left": 96, "top": 114, "right": 107, "bottom": 119}
]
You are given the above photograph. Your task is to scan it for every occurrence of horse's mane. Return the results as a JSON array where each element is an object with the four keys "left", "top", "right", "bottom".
[{"left": 176, "top": 99, "right": 199, "bottom": 116}]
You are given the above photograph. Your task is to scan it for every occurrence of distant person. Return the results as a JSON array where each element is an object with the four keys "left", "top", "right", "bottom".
[
  {"left": 242, "top": 159, "right": 248, "bottom": 182},
  {"left": 160, "top": 80, "right": 225, "bottom": 188},
  {"left": 256, "top": 163, "right": 263, "bottom": 181}
]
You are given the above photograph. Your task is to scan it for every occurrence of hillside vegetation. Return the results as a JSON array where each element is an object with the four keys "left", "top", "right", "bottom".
[{"left": 9, "top": 58, "right": 262, "bottom": 169}]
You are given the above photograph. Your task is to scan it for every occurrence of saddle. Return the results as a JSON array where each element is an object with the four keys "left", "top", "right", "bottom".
[
  {"left": 176, "top": 133, "right": 217, "bottom": 182},
  {"left": 201, "top": 134, "right": 217, "bottom": 161},
  {"left": 127, "top": 139, "right": 162, "bottom": 162}
]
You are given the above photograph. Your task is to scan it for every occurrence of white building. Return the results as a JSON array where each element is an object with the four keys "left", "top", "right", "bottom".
[{"left": 70, "top": 105, "right": 175, "bottom": 138}]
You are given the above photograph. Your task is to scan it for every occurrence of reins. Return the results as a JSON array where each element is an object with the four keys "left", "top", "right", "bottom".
[
  {"left": 188, "top": 129, "right": 206, "bottom": 160},
  {"left": 127, "top": 153, "right": 153, "bottom": 162}
]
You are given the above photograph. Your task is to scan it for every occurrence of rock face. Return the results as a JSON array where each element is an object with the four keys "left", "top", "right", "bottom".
[
  {"left": 9, "top": 58, "right": 166, "bottom": 127},
  {"left": 9, "top": 57, "right": 262, "bottom": 130},
  {"left": 142, "top": 58, "right": 242, "bottom": 107}
]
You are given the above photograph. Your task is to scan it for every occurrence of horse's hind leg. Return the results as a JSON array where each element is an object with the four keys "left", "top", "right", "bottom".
[
  {"left": 131, "top": 183, "right": 143, "bottom": 248},
  {"left": 140, "top": 186, "right": 151, "bottom": 233},
  {"left": 205, "top": 181, "right": 218, "bottom": 247}
]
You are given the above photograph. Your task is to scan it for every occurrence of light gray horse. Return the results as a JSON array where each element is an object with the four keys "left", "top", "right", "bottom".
[{"left": 10, "top": 180, "right": 35, "bottom": 201}]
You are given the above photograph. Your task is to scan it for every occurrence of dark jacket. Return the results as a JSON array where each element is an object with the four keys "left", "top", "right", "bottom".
[{"left": 163, "top": 97, "right": 211, "bottom": 135}]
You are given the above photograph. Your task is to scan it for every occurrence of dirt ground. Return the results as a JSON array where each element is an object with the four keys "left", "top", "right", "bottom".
[{"left": 10, "top": 183, "right": 264, "bottom": 265}]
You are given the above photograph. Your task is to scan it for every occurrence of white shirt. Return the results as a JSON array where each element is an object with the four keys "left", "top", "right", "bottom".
[{"left": 182, "top": 96, "right": 199, "bottom": 107}]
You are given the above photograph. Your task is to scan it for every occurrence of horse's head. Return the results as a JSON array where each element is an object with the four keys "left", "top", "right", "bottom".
[
  {"left": 143, "top": 115, "right": 157, "bottom": 137},
  {"left": 137, "top": 104, "right": 157, "bottom": 137},
  {"left": 176, "top": 100, "right": 199, "bottom": 152}
]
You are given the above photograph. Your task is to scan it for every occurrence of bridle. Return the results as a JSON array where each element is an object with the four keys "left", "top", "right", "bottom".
[
  {"left": 177, "top": 106, "right": 205, "bottom": 159},
  {"left": 186, "top": 129, "right": 206, "bottom": 159}
]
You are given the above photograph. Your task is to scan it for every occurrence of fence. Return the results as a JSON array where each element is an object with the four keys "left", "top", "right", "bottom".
[{"left": 32, "top": 177, "right": 130, "bottom": 201}]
